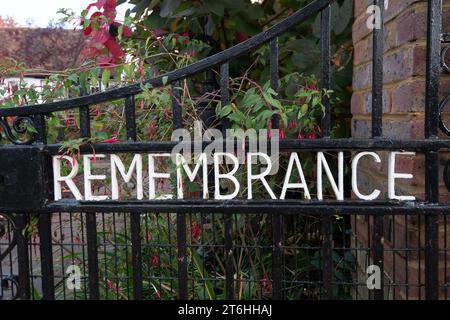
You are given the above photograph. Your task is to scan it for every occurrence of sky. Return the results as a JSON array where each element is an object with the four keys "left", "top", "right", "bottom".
[{"left": 0, "top": 0, "right": 134, "bottom": 28}]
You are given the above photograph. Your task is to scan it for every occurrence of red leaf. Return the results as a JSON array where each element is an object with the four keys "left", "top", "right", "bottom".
[
  {"left": 104, "top": 0, "right": 117, "bottom": 13},
  {"left": 83, "top": 11, "right": 103, "bottom": 36},
  {"left": 97, "top": 55, "right": 113, "bottom": 66},
  {"left": 103, "top": 137, "right": 119, "bottom": 143},
  {"left": 112, "top": 22, "right": 133, "bottom": 37},
  {"left": 122, "top": 26, "right": 133, "bottom": 37},
  {"left": 104, "top": 38, "right": 124, "bottom": 59},
  {"left": 152, "top": 28, "right": 166, "bottom": 38},
  {"left": 92, "top": 27, "right": 111, "bottom": 44},
  {"left": 82, "top": 47, "right": 102, "bottom": 59},
  {"left": 86, "top": 0, "right": 107, "bottom": 12},
  {"left": 236, "top": 31, "right": 249, "bottom": 43},
  {"left": 84, "top": 25, "right": 93, "bottom": 36}
]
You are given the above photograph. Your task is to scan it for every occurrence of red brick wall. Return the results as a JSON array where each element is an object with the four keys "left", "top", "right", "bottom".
[{"left": 351, "top": 0, "right": 450, "bottom": 299}]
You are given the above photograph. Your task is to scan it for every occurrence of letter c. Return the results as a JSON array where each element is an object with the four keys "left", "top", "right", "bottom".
[{"left": 352, "top": 152, "right": 381, "bottom": 201}]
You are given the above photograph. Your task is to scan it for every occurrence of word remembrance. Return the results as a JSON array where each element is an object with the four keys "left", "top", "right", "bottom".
[{"left": 52, "top": 149, "right": 417, "bottom": 202}]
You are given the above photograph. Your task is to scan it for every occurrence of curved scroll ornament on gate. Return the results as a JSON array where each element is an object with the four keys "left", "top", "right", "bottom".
[
  {"left": 440, "top": 45, "right": 450, "bottom": 192},
  {"left": 0, "top": 116, "right": 36, "bottom": 145},
  {"left": 0, "top": 214, "right": 19, "bottom": 300}
]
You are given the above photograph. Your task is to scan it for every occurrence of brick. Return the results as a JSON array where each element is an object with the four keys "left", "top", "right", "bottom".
[
  {"left": 395, "top": 7, "right": 427, "bottom": 45},
  {"left": 382, "top": 117, "right": 425, "bottom": 139},
  {"left": 392, "top": 80, "right": 426, "bottom": 113},
  {"left": 384, "top": 0, "right": 424, "bottom": 23},
  {"left": 383, "top": 45, "right": 427, "bottom": 84},
  {"left": 354, "top": 37, "right": 372, "bottom": 66},
  {"left": 384, "top": 19, "right": 397, "bottom": 52},
  {"left": 351, "top": 91, "right": 364, "bottom": 115},
  {"left": 444, "top": 3, "right": 450, "bottom": 33},
  {"left": 354, "top": 0, "right": 373, "bottom": 18},
  {"left": 352, "top": 116, "right": 426, "bottom": 138},
  {"left": 353, "top": 63, "right": 372, "bottom": 91},
  {"left": 352, "top": 117, "right": 370, "bottom": 138},
  {"left": 352, "top": 15, "right": 372, "bottom": 44},
  {"left": 351, "top": 88, "right": 392, "bottom": 115}
]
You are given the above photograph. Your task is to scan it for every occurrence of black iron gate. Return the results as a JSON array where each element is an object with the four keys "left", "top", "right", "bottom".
[{"left": 0, "top": 0, "right": 449, "bottom": 300}]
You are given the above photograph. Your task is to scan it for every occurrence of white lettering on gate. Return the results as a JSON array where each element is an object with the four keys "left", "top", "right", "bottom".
[
  {"left": 176, "top": 153, "right": 208, "bottom": 199},
  {"left": 213, "top": 153, "right": 240, "bottom": 200},
  {"left": 149, "top": 154, "right": 173, "bottom": 200},
  {"left": 388, "top": 152, "right": 416, "bottom": 201},
  {"left": 53, "top": 156, "right": 83, "bottom": 201},
  {"left": 352, "top": 152, "right": 382, "bottom": 201},
  {"left": 280, "top": 152, "right": 311, "bottom": 200},
  {"left": 111, "top": 154, "right": 143, "bottom": 200},
  {"left": 84, "top": 154, "right": 108, "bottom": 201},
  {"left": 52, "top": 151, "right": 417, "bottom": 202},
  {"left": 317, "top": 152, "right": 344, "bottom": 201}
]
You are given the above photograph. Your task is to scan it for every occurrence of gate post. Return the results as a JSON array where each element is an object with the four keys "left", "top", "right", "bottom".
[{"left": 15, "top": 214, "right": 30, "bottom": 300}]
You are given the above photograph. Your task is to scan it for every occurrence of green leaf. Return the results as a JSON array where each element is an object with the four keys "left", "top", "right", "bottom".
[
  {"left": 101, "top": 68, "right": 111, "bottom": 88},
  {"left": 245, "top": 118, "right": 254, "bottom": 128},
  {"left": 217, "top": 104, "right": 232, "bottom": 118},
  {"left": 160, "top": 0, "right": 181, "bottom": 18},
  {"left": 228, "top": 112, "right": 244, "bottom": 122},
  {"left": 335, "top": 0, "right": 353, "bottom": 35},
  {"left": 205, "top": 14, "right": 215, "bottom": 36},
  {"left": 131, "top": 0, "right": 151, "bottom": 14},
  {"left": 203, "top": 0, "right": 225, "bottom": 17},
  {"left": 190, "top": 249, "right": 216, "bottom": 300},
  {"left": 117, "top": 25, "right": 124, "bottom": 40},
  {"left": 263, "top": 92, "right": 282, "bottom": 109},
  {"left": 300, "top": 104, "right": 308, "bottom": 116},
  {"left": 312, "top": 96, "right": 321, "bottom": 107},
  {"left": 258, "top": 110, "right": 275, "bottom": 122},
  {"left": 67, "top": 74, "right": 78, "bottom": 83},
  {"left": 162, "top": 76, "right": 169, "bottom": 86}
]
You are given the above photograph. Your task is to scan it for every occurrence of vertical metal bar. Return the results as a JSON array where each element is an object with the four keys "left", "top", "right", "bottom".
[
  {"left": 86, "top": 213, "right": 99, "bottom": 300},
  {"left": 370, "top": 0, "right": 385, "bottom": 300},
  {"left": 15, "top": 214, "right": 30, "bottom": 300},
  {"left": 79, "top": 87, "right": 91, "bottom": 138},
  {"left": 220, "top": 62, "right": 235, "bottom": 299},
  {"left": 373, "top": 215, "right": 384, "bottom": 300},
  {"left": 425, "top": 150, "right": 440, "bottom": 300},
  {"left": 79, "top": 106, "right": 91, "bottom": 138},
  {"left": 425, "top": 0, "right": 442, "bottom": 139},
  {"left": 125, "top": 95, "right": 142, "bottom": 299},
  {"left": 320, "top": 5, "right": 333, "bottom": 295},
  {"left": 270, "top": 39, "right": 279, "bottom": 93},
  {"left": 322, "top": 216, "right": 333, "bottom": 299},
  {"left": 130, "top": 212, "right": 143, "bottom": 299},
  {"left": 320, "top": 4, "right": 331, "bottom": 138},
  {"left": 220, "top": 63, "right": 230, "bottom": 135},
  {"left": 172, "top": 82, "right": 182, "bottom": 130},
  {"left": 224, "top": 213, "right": 234, "bottom": 300},
  {"left": 270, "top": 38, "right": 280, "bottom": 130},
  {"left": 33, "top": 114, "right": 46, "bottom": 144},
  {"left": 371, "top": 0, "right": 384, "bottom": 138},
  {"left": 424, "top": 0, "right": 442, "bottom": 300},
  {"left": 272, "top": 215, "right": 283, "bottom": 300},
  {"left": 171, "top": 82, "right": 187, "bottom": 298},
  {"left": 125, "top": 96, "right": 137, "bottom": 141},
  {"left": 177, "top": 212, "right": 188, "bottom": 299},
  {"left": 35, "top": 111, "right": 54, "bottom": 299},
  {"left": 39, "top": 214, "right": 54, "bottom": 299},
  {"left": 269, "top": 38, "right": 283, "bottom": 299}
]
